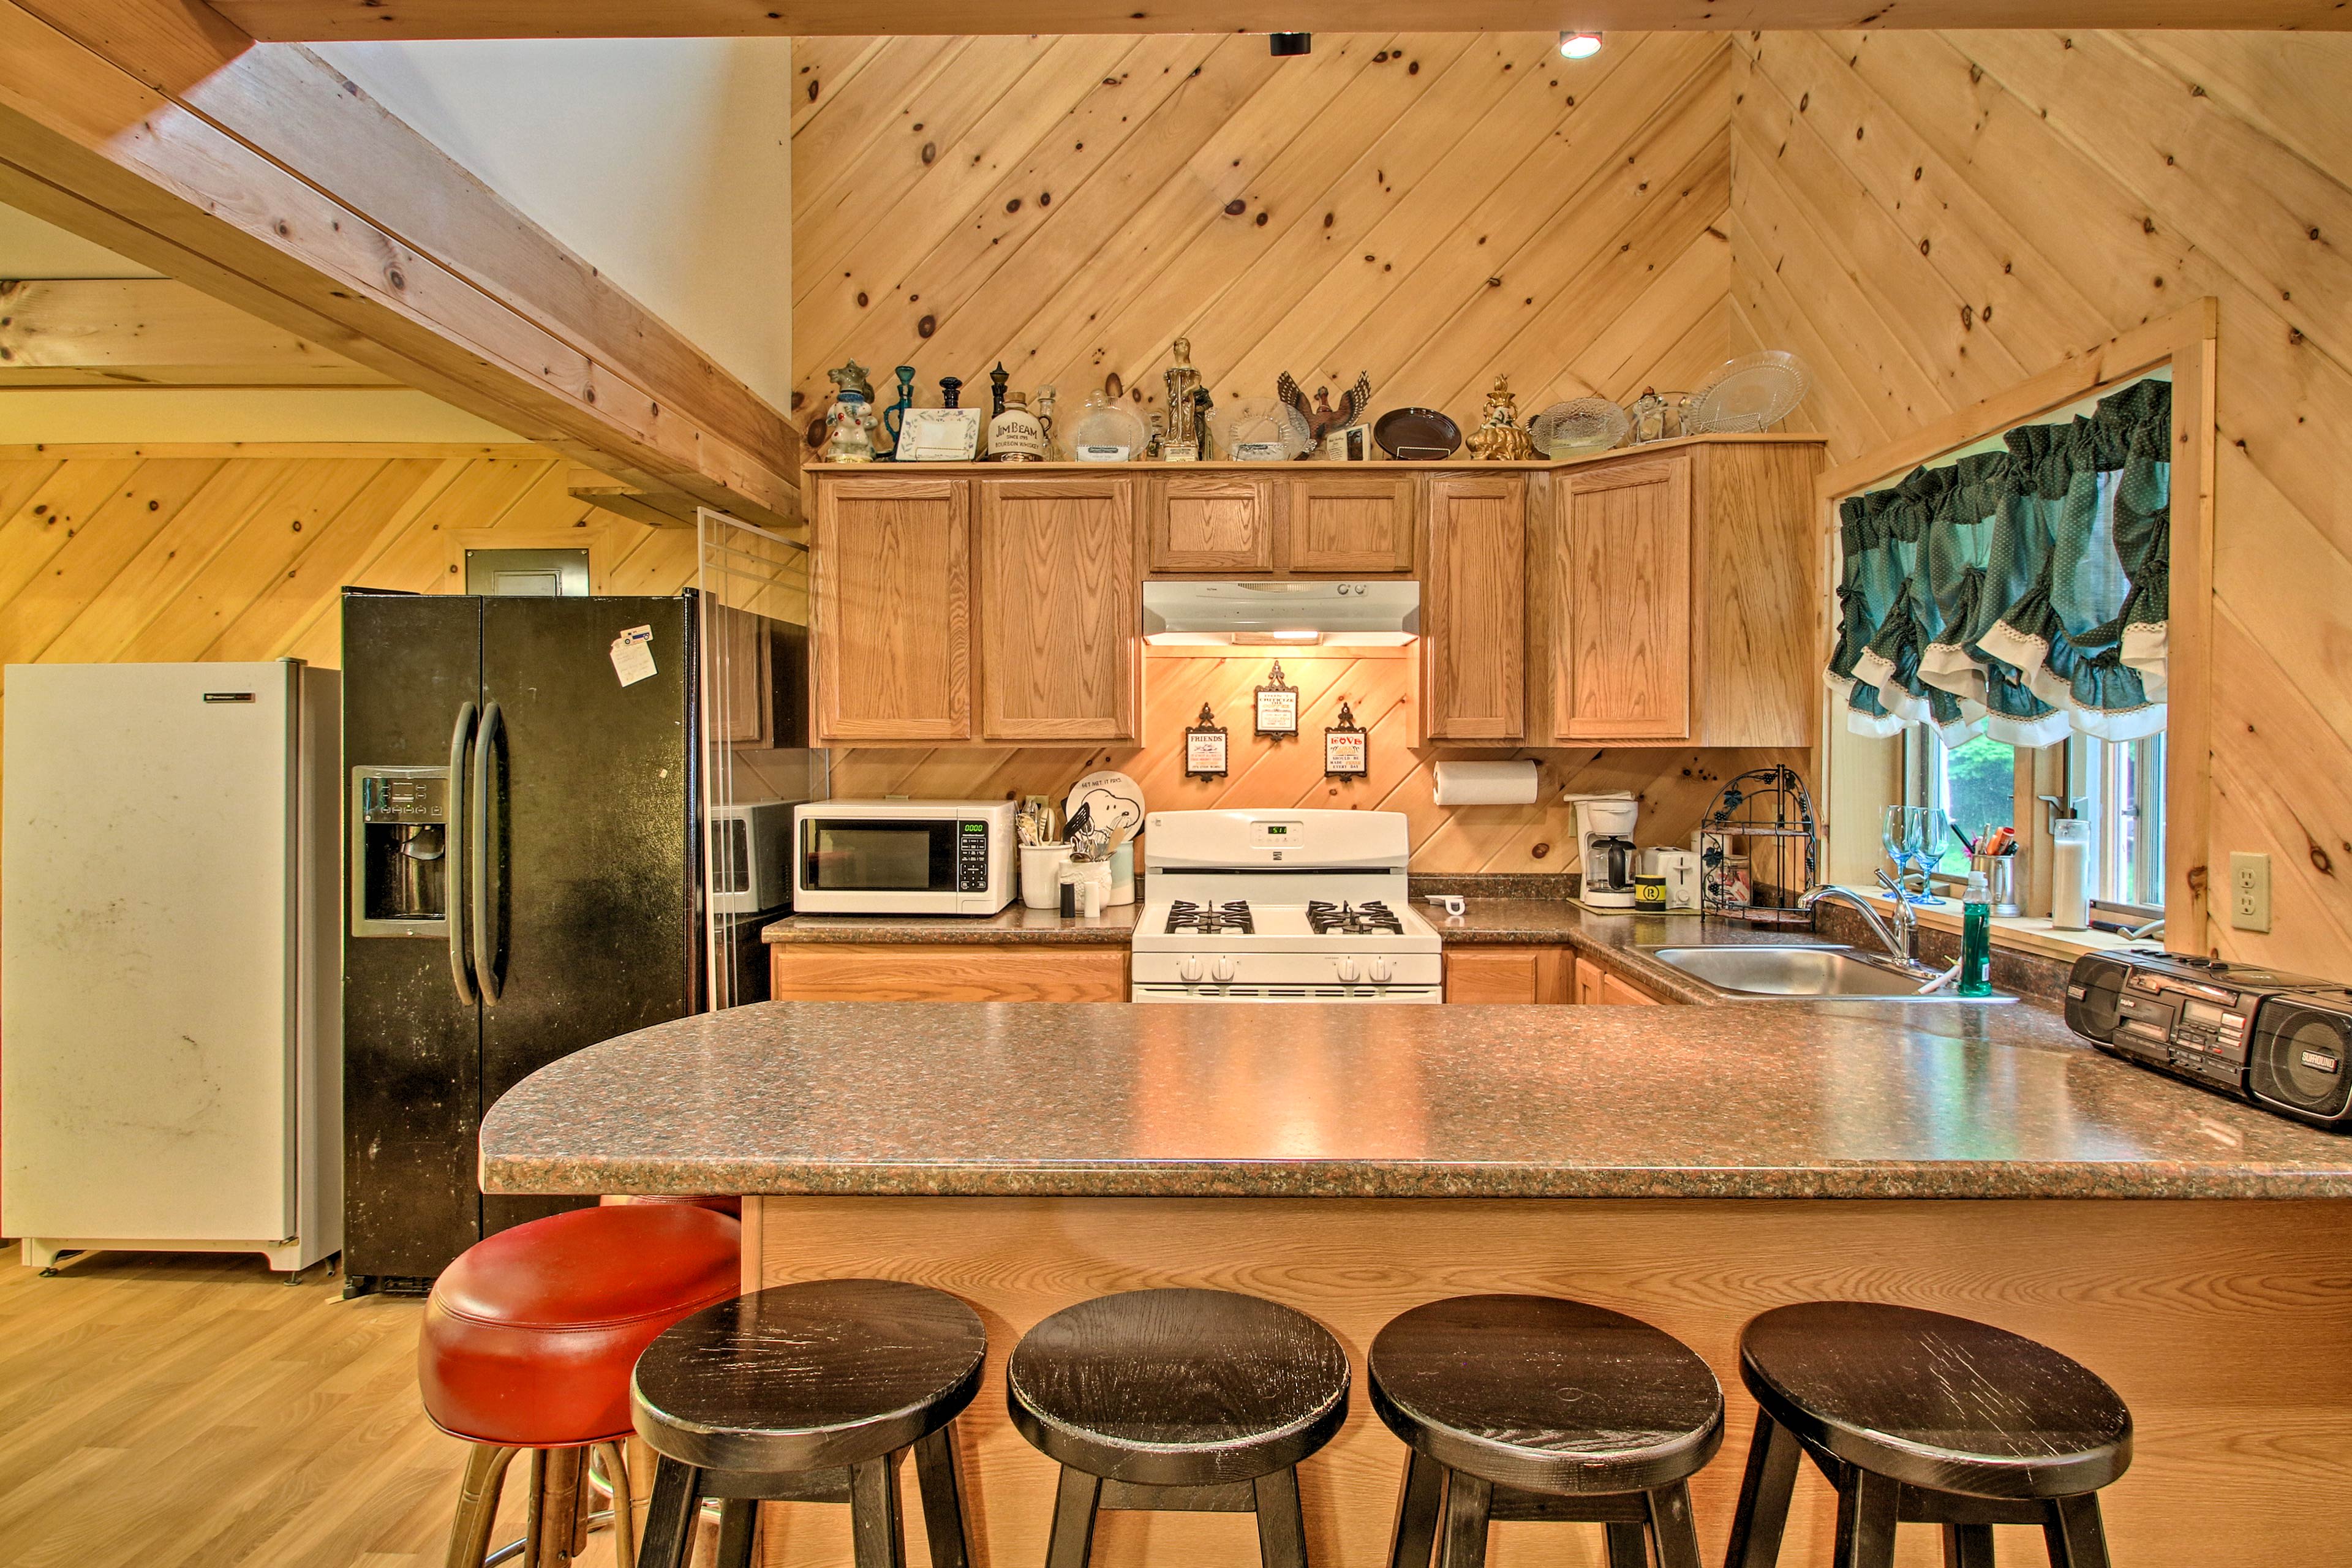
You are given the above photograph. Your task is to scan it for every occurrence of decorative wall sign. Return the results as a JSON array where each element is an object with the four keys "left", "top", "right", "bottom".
[
  {"left": 895, "top": 407, "right": 982, "bottom": 461},
  {"left": 1254, "top": 662, "right": 1299, "bottom": 739},
  {"left": 1324, "top": 701, "right": 1368, "bottom": 777},
  {"left": 1184, "top": 704, "right": 1228, "bottom": 778}
]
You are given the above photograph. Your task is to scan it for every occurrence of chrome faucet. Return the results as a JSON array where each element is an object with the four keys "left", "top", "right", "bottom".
[{"left": 1798, "top": 873, "right": 1919, "bottom": 967}]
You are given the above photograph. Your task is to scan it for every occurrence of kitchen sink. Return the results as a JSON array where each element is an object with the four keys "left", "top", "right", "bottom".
[{"left": 1635, "top": 945, "right": 2017, "bottom": 1003}]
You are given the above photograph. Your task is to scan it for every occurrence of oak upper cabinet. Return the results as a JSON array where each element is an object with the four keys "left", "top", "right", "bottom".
[
  {"left": 1147, "top": 474, "right": 1275, "bottom": 572},
  {"left": 1283, "top": 474, "right": 1416, "bottom": 573},
  {"left": 813, "top": 474, "right": 972, "bottom": 744},
  {"left": 1537, "top": 442, "right": 1822, "bottom": 747},
  {"left": 978, "top": 477, "right": 1140, "bottom": 743},
  {"left": 1422, "top": 473, "right": 1526, "bottom": 742}
]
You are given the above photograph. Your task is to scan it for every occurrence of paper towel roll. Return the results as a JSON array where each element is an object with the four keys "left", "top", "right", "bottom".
[{"left": 1432, "top": 759, "right": 1539, "bottom": 806}]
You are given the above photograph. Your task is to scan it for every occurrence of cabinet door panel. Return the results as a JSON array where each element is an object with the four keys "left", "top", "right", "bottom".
[
  {"left": 1148, "top": 475, "right": 1274, "bottom": 572},
  {"left": 979, "top": 478, "right": 1139, "bottom": 742},
  {"left": 1284, "top": 475, "right": 1417, "bottom": 573},
  {"left": 1556, "top": 457, "right": 1692, "bottom": 742},
  {"left": 1423, "top": 473, "right": 1526, "bottom": 742},
  {"left": 814, "top": 477, "right": 971, "bottom": 742}
]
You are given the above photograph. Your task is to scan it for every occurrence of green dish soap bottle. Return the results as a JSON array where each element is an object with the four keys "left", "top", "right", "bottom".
[{"left": 1959, "top": 869, "right": 1995, "bottom": 998}]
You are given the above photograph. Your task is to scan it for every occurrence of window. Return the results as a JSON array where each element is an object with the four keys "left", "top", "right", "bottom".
[
  {"left": 1900, "top": 726, "right": 2165, "bottom": 917},
  {"left": 1906, "top": 730, "right": 2016, "bottom": 881},
  {"left": 2077, "top": 733, "right": 2165, "bottom": 912}
]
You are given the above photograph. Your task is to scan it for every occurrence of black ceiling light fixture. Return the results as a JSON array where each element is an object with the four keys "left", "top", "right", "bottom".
[{"left": 1270, "top": 32, "right": 1312, "bottom": 56}]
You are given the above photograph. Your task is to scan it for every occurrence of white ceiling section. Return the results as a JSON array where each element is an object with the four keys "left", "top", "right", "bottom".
[
  {"left": 317, "top": 38, "right": 794, "bottom": 411},
  {"left": 0, "top": 202, "right": 160, "bottom": 279}
]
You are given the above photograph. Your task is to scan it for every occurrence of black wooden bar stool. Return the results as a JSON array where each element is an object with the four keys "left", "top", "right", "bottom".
[
  {"left": 1369, "top": 1294, "right": 1724, "bottom": 1568},
  {"left": 1006, "top": 1287, "right": 1351, "bottom": 1568},
  {"left": 630, "top": 1278, "right": 987, "bottom": 1568},
  {"left": 1725, "top": 1302, "right": 2133, "bottom": 1568}
]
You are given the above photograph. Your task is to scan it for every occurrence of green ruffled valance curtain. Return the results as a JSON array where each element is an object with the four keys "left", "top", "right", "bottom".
[{"left": 1825, "top": 377, "right": 2170, "bottom": 746}]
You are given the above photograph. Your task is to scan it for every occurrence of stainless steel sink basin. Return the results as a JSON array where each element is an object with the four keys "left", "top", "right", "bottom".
[{"left": 1635, "top": 945, "right": 2016, "bottom": 1003}]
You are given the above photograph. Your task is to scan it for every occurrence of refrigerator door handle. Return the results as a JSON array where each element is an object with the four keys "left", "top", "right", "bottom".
[
  {"left": 445, "top": 701, "right": 478, "bottom": 1005},
  {"left": 471, "top": 699, "right": 504, "bottom": 1005}
]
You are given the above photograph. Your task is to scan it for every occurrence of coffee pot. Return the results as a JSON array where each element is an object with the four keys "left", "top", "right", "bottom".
[{"left": 1567, "top": 793, "right": 1642, "bottom": 910}]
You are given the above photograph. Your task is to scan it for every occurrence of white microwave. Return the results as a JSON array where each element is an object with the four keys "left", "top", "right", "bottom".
[
  {"left": 709, "top": 799, "right": 800, "bottom": 914},
  {"left": 790, "top": 799, "right": 1018, "bottom": 915}
]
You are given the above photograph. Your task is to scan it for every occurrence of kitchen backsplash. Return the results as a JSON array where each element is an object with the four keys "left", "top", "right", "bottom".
[{"left": 826, "top": 647, "right": 1809, "bottom": 874}]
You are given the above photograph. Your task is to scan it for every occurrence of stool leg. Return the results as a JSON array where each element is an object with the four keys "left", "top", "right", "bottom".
[
  {"left": 714, "top": 1498, "right": 758, "bottom": 1568},
  {"left": 850, "top": 1453, "right": 907, "bottom": 1568},
  {"left": 913, "top": 1426, "right": 973, "bottom": 1568},
  {"left": 636, "top": 1456, "right": 706, "bottom": 1568},
  {"left": 1725, "top": 1411, "right": 1802, "bottom": 1568},
  {"left": 1438, "top": 1469, "right": 1491, "bottom": 1568},
  {"left": 1044, "top": 1466, "right": 1102, "bottom": 1568},
  {"left": 1253, "top": 1466, "right": 1310, "bottom": 1568},
  {"left": 1646, "top": 1480, "right": 1702, "bottom": 1568},
  {"left": 1942, "top": 1524, "right": 1994, "bottom": 1568},
  {"left": 1603, "top": 1522, "right": 1648, "bottom": 1568},
  {"left": 2043, "top": 1494, "right": 2112, "bottom": 1568},
  {"left": 1832, "top": 1469, "right": 1899, "bottom": 1568},
  {"left": 1385, "top": 1450, "right": 1444, "bottom": 1568},
  {"left": 524, "top": 1446, "right": 589, "bottom": 1568},
  {"left": 443, "top": 1444, "right": 519, "bottom": 1568},
  {"left": 598, "top": 1442, "right": 637, "bottom": 1568}
]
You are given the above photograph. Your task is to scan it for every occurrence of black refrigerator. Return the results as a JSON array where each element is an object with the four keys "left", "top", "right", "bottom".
[{"left": 341, "top": 589, "right": 712, "bottom": 1294}]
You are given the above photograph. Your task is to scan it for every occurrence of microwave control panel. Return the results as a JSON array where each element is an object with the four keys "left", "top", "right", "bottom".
[{"left": 958, "top": 820, "right": 990, "bottom": 891}]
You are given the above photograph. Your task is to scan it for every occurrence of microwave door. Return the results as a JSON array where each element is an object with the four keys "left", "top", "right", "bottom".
[{"left": 805, "top": 820, "right": 956, "bottom": 893}]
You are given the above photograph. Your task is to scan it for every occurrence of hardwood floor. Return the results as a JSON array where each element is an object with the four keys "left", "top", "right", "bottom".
[{"left": 0, "top": 1248, "right": 634, "bottom": 1568}]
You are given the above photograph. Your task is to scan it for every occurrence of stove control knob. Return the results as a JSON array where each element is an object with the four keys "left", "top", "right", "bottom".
[
  {"left": 1180, "top": 956, "right": 1204, "bottom": 982},
  {"left": 1370, "top": 956, "right": 1395, "bottom": 983},
  {"left": 1212, "top": 956, "right": 1237, "bottom": 983},
  {"left": 1336, "top": 957, "right": 1359, "bottom": 983}
]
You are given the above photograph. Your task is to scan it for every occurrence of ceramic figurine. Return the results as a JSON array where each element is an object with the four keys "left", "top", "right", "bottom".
[
  {"left": 827, "top": 360, "right": 875, "bottom": 406},
  {"left": 1163, "top": 338, "right": 1203, "bottom": 461},
  {"left": 881, "top": 365, "right": 916, "bottom": 459},
  {"left": 989, "top": 363, "right": 1010, "bottom": 417},
  {"left": 824, "top": 393, "right": 878, "bottom": 462},
  {"left": 1464, "top": 374, "right": 1536, "bottom": 461},
  {"left": 1276, "top": 370, "right": 1373, "bottom": 448},
  {"left": 988, "top": 391, "right": 1047, "bottom": 461},
  {"left": 939, "top": 375, "right": 964, "bottom": 409}
]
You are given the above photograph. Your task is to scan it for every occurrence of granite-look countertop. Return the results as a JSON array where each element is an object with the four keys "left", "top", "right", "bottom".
[{"left": 479, "top": 999, "right": 2352, "bottom": 1201}]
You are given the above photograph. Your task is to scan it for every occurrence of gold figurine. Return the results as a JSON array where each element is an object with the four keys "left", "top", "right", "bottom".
[{"left": 1463, "top": 374, "right": 1536, "bottom": 461}]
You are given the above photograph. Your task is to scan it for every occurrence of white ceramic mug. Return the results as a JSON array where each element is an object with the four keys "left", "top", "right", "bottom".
[{"left": 1021, "top": 843, "right": 1072, "bottom": 910}]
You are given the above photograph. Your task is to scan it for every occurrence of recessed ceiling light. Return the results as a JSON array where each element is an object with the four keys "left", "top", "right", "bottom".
[{"left": 1559, "top": 30, "right": 1604, "bottom": 59}]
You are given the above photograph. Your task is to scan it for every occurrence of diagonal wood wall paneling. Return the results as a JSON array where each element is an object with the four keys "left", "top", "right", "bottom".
[{"left": 1728, "top": 29, "right": 2352, "bottom": 975}]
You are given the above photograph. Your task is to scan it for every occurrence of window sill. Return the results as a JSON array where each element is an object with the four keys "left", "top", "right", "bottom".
[{"left": 1852, "top": 889, "right": 2155, "bottom": 964}]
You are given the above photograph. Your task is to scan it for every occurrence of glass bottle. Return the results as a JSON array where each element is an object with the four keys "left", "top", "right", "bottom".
[
  {"left": 1959, "top": 870, "right": 1995, "bottom": 997},
  {"left": 987, "top": 391, "right": 1047, "bottom": 462}
]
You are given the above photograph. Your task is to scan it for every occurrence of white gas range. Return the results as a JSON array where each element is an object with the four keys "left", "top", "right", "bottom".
[{"left": 1131, "top": 809, "right": 1444, "bottom": 1003}]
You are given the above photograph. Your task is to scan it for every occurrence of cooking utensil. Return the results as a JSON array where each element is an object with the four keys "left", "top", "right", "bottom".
[{"left": 1373, "top": 406, "right": 1463, "bottom": 460}]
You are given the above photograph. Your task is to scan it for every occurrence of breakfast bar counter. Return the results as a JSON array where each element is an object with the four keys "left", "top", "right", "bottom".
[{"left": 481, "top": 1003, "right": 2352, "bottom": 1567}]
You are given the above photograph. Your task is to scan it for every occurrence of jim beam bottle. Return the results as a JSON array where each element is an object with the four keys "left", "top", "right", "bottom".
[{"left": 987, "top": 391, "right": 1047, "bottom": 462}]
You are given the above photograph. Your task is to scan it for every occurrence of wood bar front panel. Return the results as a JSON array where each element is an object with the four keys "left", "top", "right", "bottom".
[
  {"left": 753, "top": 1196, "right": 2352, "bottom": 1568},
  {"left": 1147, "top": 473, "right": 1275, "bottom": 573},
  {"left": 768, "top": 944, "right": 1128, "bottom": 1002},
  {"left": 976, "top": 477, "right": 1139, "bottom": 742},
  {"left": 1421, "top": 472, "right": 1526, "bottom": 742},
  {"left": 1283, "top": 474, "right": 1417, "bottom": 574},
  {"left": 1553, "top": 454, "right": 1692, "bottom": 744},
  {"left": 813, "top": 475, "right": 972, "bottom": 744}
]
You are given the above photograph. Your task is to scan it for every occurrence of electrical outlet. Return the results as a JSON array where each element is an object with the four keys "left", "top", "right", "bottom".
[{"left": 2230, "top": 851, "right": 2272, "bottom": 933}]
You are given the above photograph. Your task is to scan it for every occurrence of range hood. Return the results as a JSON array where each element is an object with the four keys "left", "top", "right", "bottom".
[{"left": 1142, "top": 579, "right": 1420, "bottom": 646}]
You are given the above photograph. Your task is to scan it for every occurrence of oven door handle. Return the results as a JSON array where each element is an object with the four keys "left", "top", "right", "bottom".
[
  {"left": 445, "top": 701, "right": 478, "bottom": 1006},
  {"left": 470, "top": 699, "right": 503, "bottom": 1005}
]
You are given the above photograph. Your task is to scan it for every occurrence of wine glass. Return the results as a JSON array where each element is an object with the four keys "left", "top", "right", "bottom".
[
  {"left": 1906, "top": 806, "right": 1950, "bottom": 905},
  {"left": 1880, "top": 804, "right": 1912, "bottom": 895}
]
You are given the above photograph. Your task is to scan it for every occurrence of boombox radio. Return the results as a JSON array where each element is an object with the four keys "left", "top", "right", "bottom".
[{"left": 2065, "top": 948, "right": 2352, "bottom": 1129}]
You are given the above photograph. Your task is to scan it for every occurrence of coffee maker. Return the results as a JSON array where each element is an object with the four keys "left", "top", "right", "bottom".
[{"left": 1569, "top": 793, "right": 1641, "bottom": 910}]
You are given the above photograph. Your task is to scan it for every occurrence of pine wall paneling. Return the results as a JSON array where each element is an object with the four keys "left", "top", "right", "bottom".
[
  {"left": 797, "top": 32, "right": 1792, "bottom": 875},
  {"left": 1730, "top": 29, "right": 2352, "bottom": 977}
]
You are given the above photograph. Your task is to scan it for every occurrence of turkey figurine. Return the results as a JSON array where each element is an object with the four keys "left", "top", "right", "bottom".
[{"left": 1276, "top": 370, "right": 1373, "bottom": 450}]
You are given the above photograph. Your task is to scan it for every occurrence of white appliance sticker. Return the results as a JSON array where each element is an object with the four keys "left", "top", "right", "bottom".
[{"left": 610, "top": 625, "right": 657, "bottom": 687}]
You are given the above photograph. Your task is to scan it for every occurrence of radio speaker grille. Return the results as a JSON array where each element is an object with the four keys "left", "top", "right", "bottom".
[
  {"left": 2064, "top": 954, "right": 2132, "bottom": 1044},
  {"left": 2248, "top": 1000, "right": 2352, "bottom": 1125}
]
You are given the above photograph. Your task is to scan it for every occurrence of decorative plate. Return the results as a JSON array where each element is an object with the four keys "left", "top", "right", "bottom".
[
  {"left": 1686, "top": 351, "right": 1812, "bottom": 433},
  {"left": 1210, "top": 399, "right": 1314, "bottom": 461},
  {"left": 1373, "top": 406, "right": 1463, "bottom": 460},
  {"left": 1063, "top": 770, "right": 1146, "bottom": 846},
  {"left": 1528, "top": 397, "right": 1630, "bottom": 457}
]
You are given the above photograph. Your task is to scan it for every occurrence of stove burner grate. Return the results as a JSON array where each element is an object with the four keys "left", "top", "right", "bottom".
[
  {"left": 1306, "top": 899, "right": 1404, "bottom": 937},
  {"left": 1167, "top": 899, "right": 1254, "bottom": 936}
]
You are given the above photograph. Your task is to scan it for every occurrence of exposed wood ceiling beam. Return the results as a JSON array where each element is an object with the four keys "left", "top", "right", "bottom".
[
  {"left": 0, "top": 0, "right": 800, "bottom": 526},
  {"left": 206, "top": 0, "right": 2351, "bottom": 39},
  {"left": 0, "top": 276, "right": 395, "bottom": 385}
]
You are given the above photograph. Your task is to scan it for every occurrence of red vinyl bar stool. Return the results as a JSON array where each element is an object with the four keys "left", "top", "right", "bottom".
[{"left": 419, "top": 1202, "right": 741, "bottom": 1568}]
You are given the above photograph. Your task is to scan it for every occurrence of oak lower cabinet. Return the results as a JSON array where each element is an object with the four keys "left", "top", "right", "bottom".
[
  {"left": 1537, "top": 442, "right": 1823, "bottom": 747},
  {"left": 1284, "top": 474, "right": 1416, "bottom": 573},
  {"left": 1147, "top": 473, "right": 1275, "bottom": 572},
  {"left": 1422, "top": 473, "right": 1527, "bottom": 742},
  {"left": 811, "top": 475, "right": 973, "bottom": 743},
  {"left": 771, "top": 944, "right": 1128, "bottom": 1002},
  {"left": 978, "top": 477, "right": 1140, "bottom": 742},
  {"left": 1445, "top": 947, "right": 1572, "bottom": 1003}
]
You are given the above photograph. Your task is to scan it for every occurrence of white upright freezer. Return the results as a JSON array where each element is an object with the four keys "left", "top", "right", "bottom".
[{"left": 2, "top": 660, "right": 341, "bottom": 1271}]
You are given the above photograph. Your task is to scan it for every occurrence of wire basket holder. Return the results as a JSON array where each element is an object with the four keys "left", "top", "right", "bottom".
[{"left": 1698, "top": 765, "right": 1819, "bottom": 926}]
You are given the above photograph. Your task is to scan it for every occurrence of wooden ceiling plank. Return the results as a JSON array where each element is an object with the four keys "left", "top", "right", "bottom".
[
  {"left": 0, "top": 456, "right": 148, "bottom": 608},
  {"left": 205, "top": 1, "right": 2352, "bottom": 41},
  {"left": 0, "top": 276, "right": 389, "bottom": 386},
  {"left": 0, "top": 457, "right": 227, "bottom": 666},
  {"left": 0, "top": 456, "right": 66, "bottom": 524},
  {"left": 1725, "top": 213, "right": 1898, "bottom": 459},
  {"left": 0, "top": 0, "right": 796, "bottom": 525},
  {"left": 792, "top": 37, "right": 901, "bottom": 140}
]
